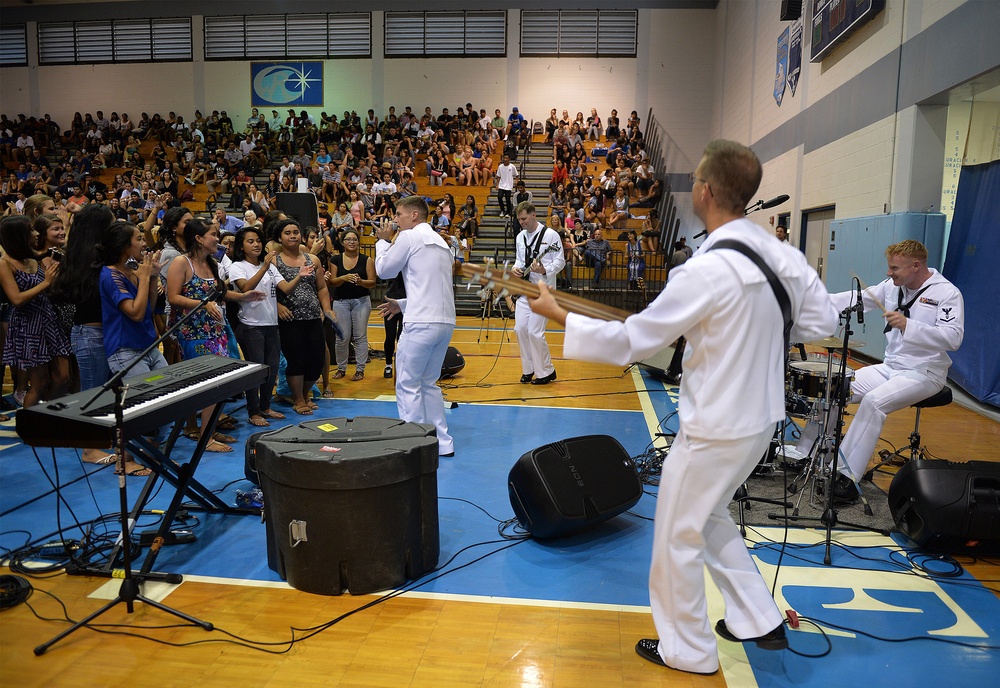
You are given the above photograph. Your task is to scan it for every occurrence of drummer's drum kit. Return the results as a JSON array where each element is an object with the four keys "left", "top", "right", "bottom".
[{"left": 760, "top": 336, "right": 865, "bottom": 512}]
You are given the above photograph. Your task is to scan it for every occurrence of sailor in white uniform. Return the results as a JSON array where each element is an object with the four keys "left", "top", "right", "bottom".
[
  {"left": 512, "top": 201, "right": 566, "bottom": 385},
  {"left": 374, "top": 196, "right": 456, "bottom": 456},
  {"left": 530, "top": 140, "right": 837, "bottom": 675},
  {"left": 829, "top": 239, "right": 964, "bottom": 498}
]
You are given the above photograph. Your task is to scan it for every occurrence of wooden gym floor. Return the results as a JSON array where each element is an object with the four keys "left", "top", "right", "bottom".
[{"left": 1, "top": 318, "right": 998, "bottom": 688}]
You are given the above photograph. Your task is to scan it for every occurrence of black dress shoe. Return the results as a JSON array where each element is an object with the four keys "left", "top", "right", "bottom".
[
  {"left": 519, "top": 373, "right": 534, "bottom": 384},
  {"left": 634, "top": 639, "right": 718, "bottom": 675},
  {"left": 530, "top": 370, "right": 557, "bottom": 385},
  {"left": 715, "top": 620, "right": 788, "bottom": 650},
  {"left": 832, "top": 473, "right": 859, "bottom": 502}
]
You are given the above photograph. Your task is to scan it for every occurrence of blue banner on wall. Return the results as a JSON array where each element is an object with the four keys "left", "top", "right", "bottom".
[
  {"left": 251, "top": 62, "right": 323, "bottom": 108},
  {"left": 787, "top": 18, "right": 802, "bottom": 96},
  {"left": 775, "top": 28, "right": 789, "bottom": 106}
]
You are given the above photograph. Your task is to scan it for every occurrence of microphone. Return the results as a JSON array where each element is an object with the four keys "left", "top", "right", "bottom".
[
  {"left": 760, "top": 194, "right": 790, "bottom": 210},
  {"left": 855, "top": 277, "right": 864, "bottom": 324},
  {"left": 692, "top": 229, "right": 707, "bottom": 239}
]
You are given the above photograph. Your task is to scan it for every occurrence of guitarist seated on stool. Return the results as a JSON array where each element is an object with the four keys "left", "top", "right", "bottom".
[{"left": 511, "top": 201, "right": 565, "bottom": 385}]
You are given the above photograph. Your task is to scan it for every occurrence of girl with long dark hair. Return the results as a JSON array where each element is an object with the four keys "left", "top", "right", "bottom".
[
  {"left": 229, "top": 226, "right": 306, "bottom": 426},
  {"left": 50, "top": 204, "right": 126, "bottom": 466},
  {"left": 0, "top": 215, "right": 71, "bottom": 408},
  {"left": 273, "top": 218, "right": 335, "bottom": 414},
  {"left": 325, "top": 228, "right": 375, "bottom": 381},
  {"left": 166, "top": 218, "right": 234, "bottom": 452}
]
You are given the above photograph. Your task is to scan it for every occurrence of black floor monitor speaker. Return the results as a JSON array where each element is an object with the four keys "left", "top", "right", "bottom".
[
  {"left": 275, "top": 192, "right": 319, "bottom": 229},
  {"left": 637, "top": 340, "right": 682, "bottom": 384},
  {"left": 508, "top": 435, "right": 642, "bottom": 539},
  {"left": 888, "top": 460, "right": 1000, "bottom": 554},
  {"left": 439, "top": 346, "right": 465, "bottom": 379}
]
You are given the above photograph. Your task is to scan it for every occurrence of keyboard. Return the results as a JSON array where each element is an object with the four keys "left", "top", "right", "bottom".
[{"left": 16, "top": 355, "right": 268, "bottom": 448}]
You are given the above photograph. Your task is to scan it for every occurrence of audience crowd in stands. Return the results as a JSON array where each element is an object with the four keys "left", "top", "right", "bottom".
[{"left": 0, "top": 100, "right": 670, "bottom": 428}]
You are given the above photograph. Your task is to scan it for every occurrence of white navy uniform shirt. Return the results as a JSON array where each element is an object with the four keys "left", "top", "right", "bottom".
[
  {"left": 564, "top": 219, "right": 838, "bottom": 438},
  {"left": 831, "top": 269, "right": 964, "bottom": 385},
  {"left": 375, "top": 222, "right": 455, "bottom": 325},
  {"left": 514, "top": 222, "right": 566, "bottom": 289}
]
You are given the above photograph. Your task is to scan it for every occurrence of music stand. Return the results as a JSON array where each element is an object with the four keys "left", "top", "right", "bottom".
[{"left": 33, "top": 290, "right": 223, "bottom": 655}]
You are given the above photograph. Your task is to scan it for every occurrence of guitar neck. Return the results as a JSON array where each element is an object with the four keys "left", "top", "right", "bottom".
[{"left": 461, "top": 263, "right": 632, "bottom": 322}]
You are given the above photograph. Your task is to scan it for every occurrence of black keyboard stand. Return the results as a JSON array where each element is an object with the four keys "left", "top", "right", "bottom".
[{"left": 100, "top": 402, "right": 259, "bottom": 576}]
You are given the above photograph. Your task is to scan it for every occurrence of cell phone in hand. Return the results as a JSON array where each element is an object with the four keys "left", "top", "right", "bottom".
[{"left": 324, "top": 311, "right": 344, "bottom": 339}]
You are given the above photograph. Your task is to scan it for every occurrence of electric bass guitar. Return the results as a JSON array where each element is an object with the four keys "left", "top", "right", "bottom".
[{"left": 461, "top": 261, "right": 632, "bottom": 322}]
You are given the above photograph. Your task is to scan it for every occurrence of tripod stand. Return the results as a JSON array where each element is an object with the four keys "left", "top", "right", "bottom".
[
  {"left": 33, "top": 378, "right": 213, "bottom": 655},
  {"left": 477, "top": 287, "right": 511, "bottom": 343}
]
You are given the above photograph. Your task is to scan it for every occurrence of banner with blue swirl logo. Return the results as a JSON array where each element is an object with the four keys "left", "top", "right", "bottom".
[{"left": 251, "top": 62, "right": 323, "bottom": 108}]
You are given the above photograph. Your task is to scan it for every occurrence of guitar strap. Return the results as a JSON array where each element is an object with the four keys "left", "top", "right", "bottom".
[
  {"left": 522, "top": 226, "right": 547, "bottom": 268},
  {"left": 707, "top": 240, "right": 793, "bottom": 361}
]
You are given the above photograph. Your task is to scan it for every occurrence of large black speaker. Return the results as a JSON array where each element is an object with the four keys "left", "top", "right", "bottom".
[
  {"left": 780, "top": 0, "right": 803, "bottom": 21},
  {"left": 275, "top": 192, "right": 319, "bottom": 230},
  {"left": 439, "top": 346, "right": 465, "bottom": 379},
  {"left": 508, "top": 435, "right": 641, "bottom": 539},
  {"left": 888, "top": 460, "right": 1000, "bottom": 554}
]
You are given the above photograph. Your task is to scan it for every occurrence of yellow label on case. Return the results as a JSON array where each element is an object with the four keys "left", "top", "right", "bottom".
[{"left": 317, "top": 423, "right": 338, "bottom": 432}]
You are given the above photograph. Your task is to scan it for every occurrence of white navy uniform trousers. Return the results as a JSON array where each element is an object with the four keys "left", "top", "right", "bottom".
[
  {"left": 513, "top": 222, "right": 566, "bottom": 377},
  {"left": 375, "top": 223, "right": 456, "bottom": 455},
  {"left": 562, "top": 220, "right": 838, "bottom": 673},
  {"left": 830, "top": 270, "right": 964, "bottom": 480}
]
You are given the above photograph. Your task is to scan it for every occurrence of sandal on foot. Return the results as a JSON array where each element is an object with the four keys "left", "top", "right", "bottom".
[
  {"left": 332, "top": 370, "right": 346, "bottom": 379},
  {"left": 293, "top": 402, "right": 313, "bottom": 415},
  {"left": 204, "top": 440, "right": 234, "bottom": 453},
  {"left": 351, "top": 371, "right": 365, "bottom": 381},
  {"left": 116, "top": 463, "right": 153, "bottom": 476},
  {"left": 84, "top": 454, "right": 117, "bottom": 466},
  {"left": 307, "top": 400, "right": 319, "bottom": 410},
  {"left": 260, "top": 409, "right": 286, "bottom": 420},
  {"left": 249, "top": 415, "right": 270, "bottom": 427},
  {"left": 216, "top": 416, "right": 239, "bottom": 431},
  {"left": 321, "top": 389, "right": 335, "bottom": 398},
  {"left": 213, "top": 432, "right": 237, "bottom": 443}
]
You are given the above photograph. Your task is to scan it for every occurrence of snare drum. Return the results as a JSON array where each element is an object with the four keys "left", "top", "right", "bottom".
[{"left": 788, "top": 360, "right": 854, "bottom": 400}]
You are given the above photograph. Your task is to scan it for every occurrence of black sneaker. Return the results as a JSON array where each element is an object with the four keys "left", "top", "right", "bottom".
[
  {"left": 384, "top": 364, "right": 393, "bottom": 378},
  {"left": 519, "top": 373, "right": 533, "bottom": 384},
  {"left": 715, "top": 620, "right": 788, "bottom": 650},
  {"left": 531, "top": 370, "right": 557, "bottom": 385}
]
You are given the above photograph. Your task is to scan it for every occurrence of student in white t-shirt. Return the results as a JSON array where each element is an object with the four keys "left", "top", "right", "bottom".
[{"left": 228, "top": 226, "right": 309, "bottom": 427}]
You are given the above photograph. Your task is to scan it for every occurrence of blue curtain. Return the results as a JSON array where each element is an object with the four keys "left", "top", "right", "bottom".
[{"left": 943, "top": 161, "right": 1000, "bottom": 407}]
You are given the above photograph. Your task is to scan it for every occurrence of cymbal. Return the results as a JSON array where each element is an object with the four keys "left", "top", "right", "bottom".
[{"left": 807, "top": 337, "right": 865, "bottom": 349}]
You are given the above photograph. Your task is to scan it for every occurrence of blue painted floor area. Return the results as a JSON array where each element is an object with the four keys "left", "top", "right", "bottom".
[
  {"left": 735, "top": 531, "right": 1000, "bottom": 686},
  {"left": 0, "top": 398, "right": 660, "bottom": 606}
]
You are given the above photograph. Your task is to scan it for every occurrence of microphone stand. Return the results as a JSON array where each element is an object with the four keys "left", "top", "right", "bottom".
[
  {"left": 768, "top": 289, "right": 883, "bottom": 565},
  {"left": 35, "top": 288, "right": 222, "bottom": 655}
]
